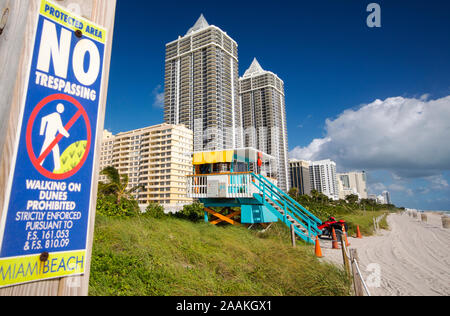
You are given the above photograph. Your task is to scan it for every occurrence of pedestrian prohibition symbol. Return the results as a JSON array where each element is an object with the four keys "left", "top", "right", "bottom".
[{"left": 26, "top": 93, "right": 92, "bottom": 180}]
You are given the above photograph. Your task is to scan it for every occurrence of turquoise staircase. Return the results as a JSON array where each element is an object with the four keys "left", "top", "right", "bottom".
[{"left": 250, "top": 173, "right": 322, "bottom": 244}]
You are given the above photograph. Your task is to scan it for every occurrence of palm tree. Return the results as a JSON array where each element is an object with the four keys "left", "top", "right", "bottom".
[
  {"left": 345, "top": 194, "right": 359, "bottom": 205},
  {"left": 288, "top": 187, "right": 299, "bottom": 199},
  {"left": 98, "top": 166, "right": 145, "bottom": 203},
  {"left": 310, "top": 189, "right": 320, "bottom": 202}
]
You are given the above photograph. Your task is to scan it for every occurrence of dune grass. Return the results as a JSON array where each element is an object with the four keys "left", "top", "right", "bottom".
[
  {"left": 340, "top": 211, "right": 389, "bottom": 237},
  {"left": 89, "top": 215, "right": 351, "bottom": 296}
]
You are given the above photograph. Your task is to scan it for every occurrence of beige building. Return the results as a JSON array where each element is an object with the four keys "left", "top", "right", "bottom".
[
  {"left": 240, "top": 59, "right": 290, "bottom": 191},
  {"left": 337, "top": 171, "right": 368, "bottom": 200},
  {"left": 99, "top": 123, "right": 193, "bottom": 207},
  {"left": 164, "top": 14, "right": 243, "bottom": 152},
  {"left": 289, "top": 159, "right": 311, "bottom": 195}
]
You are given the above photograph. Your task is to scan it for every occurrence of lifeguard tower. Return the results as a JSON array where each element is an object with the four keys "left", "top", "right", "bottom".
[{"left": 187, "top": 148, "right": 322, "bottom": 244}]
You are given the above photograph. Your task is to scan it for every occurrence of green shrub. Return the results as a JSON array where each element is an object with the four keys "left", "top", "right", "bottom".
[
  {"left": 174, "top": 202, "right": 205, "bottom": 222},
  {"left": 144, "top": 203, "right": 166, "bottom": 219},
  {"left": 96, "top": 196, "right": 140, "bottom": 218}
]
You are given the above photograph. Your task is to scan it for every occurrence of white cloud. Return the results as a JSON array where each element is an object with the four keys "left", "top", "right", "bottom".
[
  {"left": 389, "top": 183, "right": 406, "bottom": 191},
  {"left": 369, "top": 182, "right": 387, "bottom": 192},
  {"left": 290, "top": 95, "right": 450, "bottom": 178},
  {"left": 152, "top": 85, "right": 164, "bottom": 109},
  {"left": 425, "top": 175, "right": 449, "bottom": 190},
  {"left": 420, "top": 93, "right": 430, "bottom": 101},
  {"left": 290, "top": 137, "right": 331, "bottom": 161}
]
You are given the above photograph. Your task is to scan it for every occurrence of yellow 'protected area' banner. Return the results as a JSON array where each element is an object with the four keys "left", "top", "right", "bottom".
[{"left": 40, "top": 0, "right": 106, "bottom": 44}]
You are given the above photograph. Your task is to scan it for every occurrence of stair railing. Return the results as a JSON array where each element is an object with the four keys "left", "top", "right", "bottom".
[
  {"left": 251, "top": 173, "right": 322, "bottom": 238},
  {"left": 252, "top": 173, "right": 322, "bottom": 225}
]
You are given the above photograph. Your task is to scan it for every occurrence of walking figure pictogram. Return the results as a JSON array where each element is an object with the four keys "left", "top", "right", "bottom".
[{"left": 39, "top": 103, "right": 70, "bottom": 171}]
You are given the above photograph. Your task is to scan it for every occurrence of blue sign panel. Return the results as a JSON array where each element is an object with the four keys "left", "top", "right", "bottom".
[{"left": 0, "top": 0, "right": 107, "bottom": 287}]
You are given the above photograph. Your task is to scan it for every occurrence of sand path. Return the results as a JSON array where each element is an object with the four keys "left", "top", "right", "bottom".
[{"left": 319, "top": 212, "right": 450, "bottom": 296}]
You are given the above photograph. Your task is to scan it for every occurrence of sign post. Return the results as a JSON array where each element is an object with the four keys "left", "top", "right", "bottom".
[{"left": 0, "top": 0, "right": 116, "bottom": 296}]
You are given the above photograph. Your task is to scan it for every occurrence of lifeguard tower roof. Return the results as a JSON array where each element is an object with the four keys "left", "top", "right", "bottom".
[{"left": 192, "top": 147, "right": 275, "bottom": 165}]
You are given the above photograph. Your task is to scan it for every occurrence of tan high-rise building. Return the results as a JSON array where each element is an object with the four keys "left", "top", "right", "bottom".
[
  {"left": 164, "top": 15, "right": 242, "bottom": 152},
  {"left": 99, "top": 124, "right": 193, "bottom": 207},
  {"left": 240, "top": 59, "right": 290, "bottom": 191},
  {"left": 337, "top": 171, "right": 368, "bottom": 200}
]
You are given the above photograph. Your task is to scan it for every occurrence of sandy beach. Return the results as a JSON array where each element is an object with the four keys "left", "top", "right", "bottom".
[{"left": 320, "top": 212, "right": 450, "bottom": 296}]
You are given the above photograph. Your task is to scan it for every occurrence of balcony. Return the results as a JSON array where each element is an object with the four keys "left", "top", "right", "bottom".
[{"left": 187, "top": 172, "right": 261, "bottom": 199}]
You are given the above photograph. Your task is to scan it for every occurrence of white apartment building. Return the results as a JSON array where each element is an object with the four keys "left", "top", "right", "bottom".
[
  {"left": 337, "top": 171, "right": 368, "bottom": 200},
  {"left": 99, "top": 123, "right": 193, "bottom": 208},
  {"left": 309, "top": 159, "right": 339, "bottom": 200},
  {"left": 382, "top": 191, "right": 391, "bottom": 205},
  {"left": 376, "top": 195, "right": 385, "bottom": 204}
]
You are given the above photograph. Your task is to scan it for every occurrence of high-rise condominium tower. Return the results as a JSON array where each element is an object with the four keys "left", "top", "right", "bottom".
[
  {"left": 239, "top": 58, "right": 290, "bottom": 191},
  {"left": 382, "top": 191, "right": 391, "bottom": 205},
  {"left": 309, "top": 159, "right": 339, "bottom": 200},
  {"left": 164, "top": 15, "right": 242, "bottom": 152}
]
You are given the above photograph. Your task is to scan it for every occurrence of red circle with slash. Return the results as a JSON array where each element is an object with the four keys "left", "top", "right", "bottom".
[{"left": 26, "top": 93, "right": 91, "bottom": 180}]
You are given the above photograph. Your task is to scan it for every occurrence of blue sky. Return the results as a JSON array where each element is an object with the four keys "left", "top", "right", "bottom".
[{"left": 105, "top": 0, "right": 450, "bottom": 210}]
